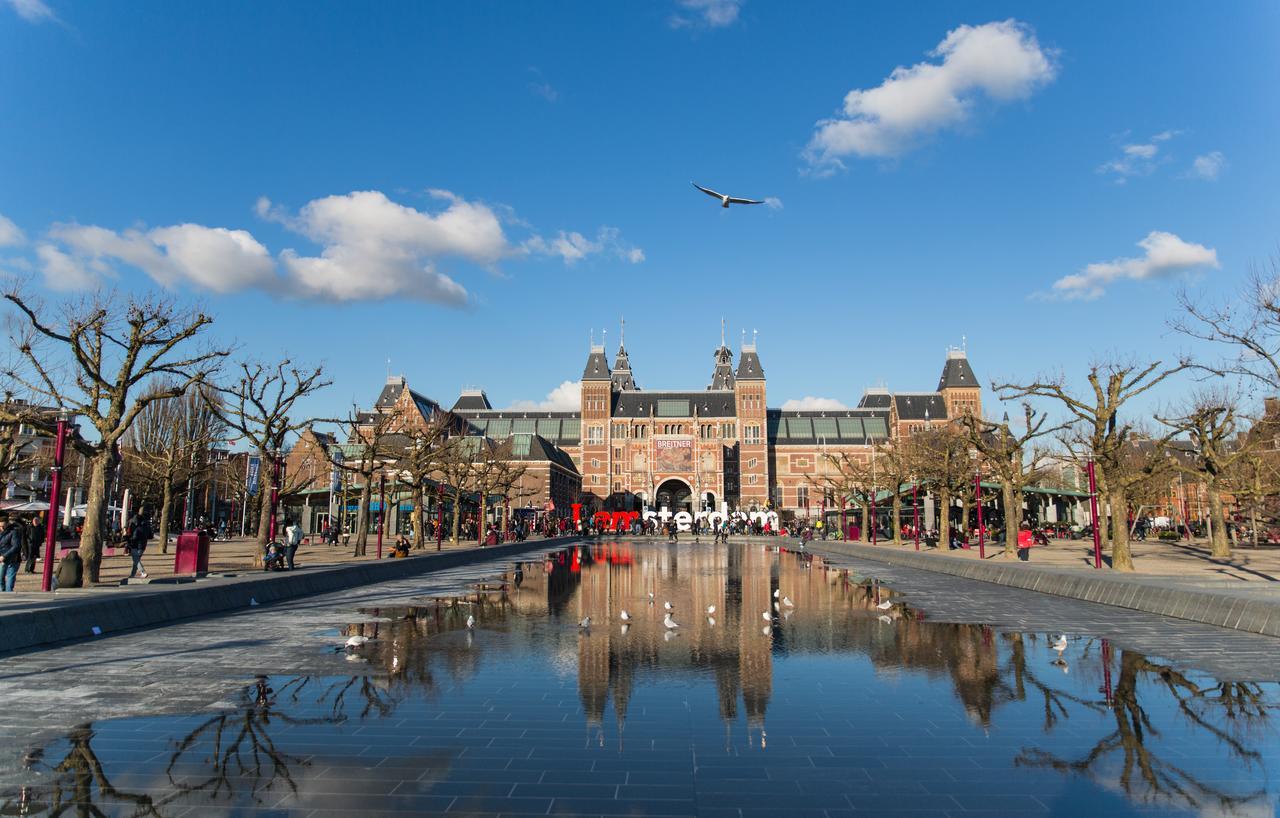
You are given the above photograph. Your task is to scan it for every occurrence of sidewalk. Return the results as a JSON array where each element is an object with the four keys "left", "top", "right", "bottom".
[{"left": 8, "top": 534, "right": 497, "bottom": 591}]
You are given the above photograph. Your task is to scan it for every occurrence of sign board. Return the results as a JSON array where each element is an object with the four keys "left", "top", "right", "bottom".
[
  {"left": 654, "top": 438, "right": 693, "bottom": 473},
  {"left": 246, "top": 455, "right": 261, "bottom": 496}
]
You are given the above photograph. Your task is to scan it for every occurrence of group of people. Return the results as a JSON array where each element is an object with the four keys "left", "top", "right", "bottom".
[{"left": 0, "top": 513, "right": 45, "bottom": 590}]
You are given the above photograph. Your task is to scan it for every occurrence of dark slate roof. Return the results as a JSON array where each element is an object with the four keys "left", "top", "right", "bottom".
[
  {"left": 857, "top": 390, "right": 892, "bottom": 409},
  {"left": 583, "top": 347, "right": 611, "bottom": 381},
  {"left": 452, "top": 391, "right": 493, "bottom": 411},
  {"left": 611, "top": 346, "right": 638, "bottom": 391},
  {"left": 409, "top": 391, "right": 442, "bottom": 420},
  {"left": 938, "top": 352, "right": 978, "bottom": 390},
  {"left": 735, "top": 346, "right": 764, "bottom": 380},
  {"left": 612, "top": 391, "right": 737, "bottom": 418},
  {"left": 508, "top": 433, "right": 579, "bottom": 473},
  {"left": 374, "top": 376, "right": 407, "bottom": 409},
  {"left": 454, "top": 410, "right": 582, "bottom": 447},
  {"left": 708, "top": 345, "right": 735, "bottom": 390},
  {"left": 766, "top": 409, "right": 891, "bottom": 446},
  {"left": 894, "top": 393, "right": 948, "bottom": 421}
]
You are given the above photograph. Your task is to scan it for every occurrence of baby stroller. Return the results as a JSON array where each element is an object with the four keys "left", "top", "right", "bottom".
[{"left": 263, "top": 541, "right": 288, "bottom": 571}]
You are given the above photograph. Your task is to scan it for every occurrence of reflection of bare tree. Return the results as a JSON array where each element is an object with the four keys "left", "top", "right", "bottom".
[
  {"left": 25, "top": 724, "right": 168, "bottom": 817},
  {"left": 1016, "top": 650, "right": 1272, "bottom": 811},
  {"left": 162, "top": 676, "right": 344, "bottom": 806},
  {"left": 1006, "top": 634, "right": 1103, "bottom": 730}
]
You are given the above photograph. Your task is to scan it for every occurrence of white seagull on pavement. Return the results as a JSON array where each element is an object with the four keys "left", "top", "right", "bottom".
[{"left": 693, "top": 182, "right": 766, "bottom": 209}]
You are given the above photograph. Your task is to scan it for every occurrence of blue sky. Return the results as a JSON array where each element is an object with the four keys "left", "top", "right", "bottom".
[{"left": 2, "top": 1, "right": 1277, "bottom": 420}]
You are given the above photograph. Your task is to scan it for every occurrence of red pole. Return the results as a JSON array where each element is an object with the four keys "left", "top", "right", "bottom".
[
  {"left": 376, "top": 473, "right": 386, "bottom": 560},
  {"left": 435, "top": 483, "right": 444, "bottom": 551},
  {"left": 913, "top": 482, "right": 920, "bottom": 551},
  {"left": 1088, "top": 460, "right": 1102, "bottom": 569},
  {"left": 41, "top": 416, "right": 68, "bottom": 592},
  {"left": 976, "top": 472, "right": 985, "bottom": 559}
]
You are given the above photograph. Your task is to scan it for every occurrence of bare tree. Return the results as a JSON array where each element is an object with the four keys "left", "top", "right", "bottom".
[
  {"left": 912, "top": 426, "right": 972, "bottom": 547},
  {"left": 816, "top": 451, "right": 873, "bottom": 542},
  {"left": 996, "top": 359, "right": 1187, "bottom": 570},
  {"left": 962, "top": 403, "right": 1067, "bottom": 557},
  {"left": 390, "top": 413, "right": 455, "bottom": 549},
  {"left": 434, "top": 435, "right": 481, "bottom": 545},
  {"left": 323, "top": 408, "right": 398, "bottom": 555},
  {"left": 124, "top": 381, "right": 225, "bottom": 552},
  {"left": 0, "top": 395, "right": 56, "bottom": 486},
  {"left": 1157, "top": 390, "right": 1261, "bottom": 558},
  {"left": 208, "top": 359, "right": 330, "bottom": 545},
  {"left": 4, "top": 290, "right": 227, "bottom": 581},
  {"left": 1174, "top": 257, "right": 1280, "bottom": 392}
]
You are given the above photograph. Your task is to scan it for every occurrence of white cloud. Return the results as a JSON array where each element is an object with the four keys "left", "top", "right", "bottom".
[
  {"left": 804, "top": 20, "right": 1055, "bottom": 170},
  {"left": 271, "top": 190, "right": 506, "bottom": 303},
  {"left": 5, "top": 0, "right": 56, "bottom": 23},
  {"left": 763, "top": 197, "right": 783, "bottom": 210},
  {"left": 1188, "top": 151, "right": 1226, "bottom": 181},
  {"left": 39, "top": 222, "right": 277, "bottom": 294},
  {"left": 1050, "top": 231, "right": 1219, "bottom": 300},
  {"left": 0, "top": 214, "right": 24, "bottom": 247},
  {"left": 521, "top": 226, "right": 645, "bottom": 266},
  {"left": 26, "top": 189, "right": 639, "bottom": 304},
  {"left": 527, "top": 67, "right": 558, "bottom": 102},
  {"left": 669, "top": 0, "right": 742, "bottom": 29},
  {"left": 781, "top": 396, "right": 848, "bottom": 411},
  {"left": 509, "top": 380, "right": 581, "bottom": 412}
]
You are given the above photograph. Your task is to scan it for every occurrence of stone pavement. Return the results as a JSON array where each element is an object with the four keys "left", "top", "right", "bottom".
[{"left": 7, "top": 533, "right": 500, "bottom": 592}]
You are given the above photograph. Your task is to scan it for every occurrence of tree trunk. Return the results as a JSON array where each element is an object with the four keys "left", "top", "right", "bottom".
[
  {"left": 354, "top": 480, "right": 371, "bottom": 556},
  {"left": 859, "top": 502, "right": 870, "bottom": 542},
  {"left": 891, "top": 493, "right": 902, "bottom": 544},
  {"left": 411, "top": 483, "right": 425, "bottom": 550},
  {"left": 960, "top": 496, "right": 971, "bottom": 544},
  {"left": 1206, "top": 484, "right": 1230, "bottom": 559},
  {"left": 1109, "top": 487, "right": 1134, "bottom": 570},
  {"left": 78, "top": 451, "right": 110, "bottom": 583},
  {"left": 937, "top": 488, "right": 951, "bottom": 549},
  {"left": 158, "top": 481, "right": 174, "bottom": 555},
  {"left": 1002, "top": 481, "right": 1020, "bottom": 558},
  {"left": 255, "top": 481, "right": 271, "bottom": 545},
  {"left": 451, "top": 486, "right": 463, "bottom": 544}
]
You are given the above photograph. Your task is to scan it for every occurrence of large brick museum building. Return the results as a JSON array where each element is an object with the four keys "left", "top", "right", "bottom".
[{"left": 449, "top": 339, "right": 984, "bottom": 517}]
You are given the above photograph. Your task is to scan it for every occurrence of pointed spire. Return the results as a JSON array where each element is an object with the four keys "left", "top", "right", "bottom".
[{"left": 620, "top": 315, "right": 626, "bottom": 348}]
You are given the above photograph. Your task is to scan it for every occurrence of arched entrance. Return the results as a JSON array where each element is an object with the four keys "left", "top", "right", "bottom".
[{"left": 654, "top": 479, "right": 693, "bottom": 514}]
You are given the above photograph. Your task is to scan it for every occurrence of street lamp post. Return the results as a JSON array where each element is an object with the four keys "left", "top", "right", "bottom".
[
  {"left": 436, "top": 483, "right": 445, "bottom": 551},
  {"left": 912, "top": 478, "right": 920, "bottom": 551},
  {"left": 376, "top": 473, "right": 386, "bottom": 560},
  {"left": 1087, "top": 459, "right": 1102, "bottom": 569},
  {"left": 41, "top": 412, "right": 70, "bottom": 592}
]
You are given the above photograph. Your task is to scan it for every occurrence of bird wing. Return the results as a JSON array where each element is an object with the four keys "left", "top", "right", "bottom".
[
  {"left": 727, "top": 196, "right": 765, "bottom": 205},
  {"left": 693, "top": 182, "right": 725, "bottom": 199}
]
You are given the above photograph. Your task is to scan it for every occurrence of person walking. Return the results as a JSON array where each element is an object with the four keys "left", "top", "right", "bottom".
[
  {"left": 0, "top": 515, "right": 23, "bottom": 591},
  {"left": 284, "top": 519, "right": 303, "bottom": 569},
  {"left": 1016, "top": 521, "right": 1034, "bottom": 562},
  {"left": 127, "top": 510, "right": 152, "bottom": 579}
]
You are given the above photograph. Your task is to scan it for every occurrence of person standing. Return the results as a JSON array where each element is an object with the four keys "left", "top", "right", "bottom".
[
  {"left": 284, "top": 519, "right": 303, "bottom": 569},
  {"left": 0, "top": 515, "right": 22, "bottom": 591},
  {"left": 127, "top": 510, "right": 152, "bottom": 579},
  {"left": 24, "top": 514, "right": 43, "bottom": 573},
  {"left": 1016, "top": 521, "right": 1034, "bottom": 562}
]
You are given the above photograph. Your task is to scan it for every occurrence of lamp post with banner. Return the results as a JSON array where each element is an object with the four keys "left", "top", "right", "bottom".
[{"left": 40, "top": 411, "right": 71, "bottom": 592}]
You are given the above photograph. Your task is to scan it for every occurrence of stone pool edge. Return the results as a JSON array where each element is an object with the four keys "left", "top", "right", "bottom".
[
  {"left": 0, "top": 537, "right": 579, "bottom": 656},
  {"left": 808, "top": 540, "right": 1280, "bottom": 638}
]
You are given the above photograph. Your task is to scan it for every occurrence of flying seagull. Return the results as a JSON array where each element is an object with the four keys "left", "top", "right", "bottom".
[{"left": 693, "top": 182, "right": 765, "bottom": 208}]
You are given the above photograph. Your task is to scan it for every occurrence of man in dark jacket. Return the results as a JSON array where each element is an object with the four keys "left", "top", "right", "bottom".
[
  {"left": 0, "top": 515, "right": 22, "bottom": 592},
  {"left": 24, "top": 514, "right": 43, "bottom": 573}
]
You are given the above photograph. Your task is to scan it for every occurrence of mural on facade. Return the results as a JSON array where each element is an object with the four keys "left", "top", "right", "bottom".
[{"left": 655, "top": 438, "right": 693, "bottom": 473}]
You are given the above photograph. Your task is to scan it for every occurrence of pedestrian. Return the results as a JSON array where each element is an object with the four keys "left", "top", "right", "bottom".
[
  {"left": 284, "top": 519, "right": 303, "bottom": 569},
  {"left": 127, "top": 510, "right": 153, "bottom": 579},
  {"left": 24, "top": 514, "right": 43, "bottom": 573},
  {"left": 0, "top": 515, "right": 21, "bottom": 591},
  {"left": 1016, "top": 521, "right": 1034, "bottom": 562}
]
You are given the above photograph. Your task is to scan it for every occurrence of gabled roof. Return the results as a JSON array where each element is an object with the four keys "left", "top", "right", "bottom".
[
  {"left": 894, "top": 393, "right": 948, "bottom": 422},
  {"left": 375, "top": 376, "right": 408, "bottom": 409},
  {"left": 766, "top": 408, "right": 890, "bottom": 446},
  {"left": 583, "top": 346, "right": 611, "bottom": 381},
  {"left": 611, "top": 345, "right": 638, "bottom": 391},
  {"left": 507, "top": 433, "right": 579, "bottom": 472},
  {"left": 709, "top": 345, "right": 735, "bottom": 390},
  {"left": 612, "top": 390, "right": 737, "bottom": 418},
  {"left": 452, "top": 390, "right": 492, "bottom": 411},
  {"left": 735, "top": 345, "right": 764, "bottom": 381},
  {"left": 938, "top": 350, "right": 978, "bottom": 390},
  {"left": 857, "top": 389, "right": 892, "bottom": 409}
]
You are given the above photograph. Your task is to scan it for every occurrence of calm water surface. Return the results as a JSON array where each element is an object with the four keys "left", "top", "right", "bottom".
[{"left": 3, "top": 541, "right": 1278, "bottom": 817}]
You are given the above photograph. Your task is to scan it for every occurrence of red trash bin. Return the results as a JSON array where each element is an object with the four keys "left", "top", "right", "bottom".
[{"left": 174, "top": 530, "right": 211, "bottom": 575}]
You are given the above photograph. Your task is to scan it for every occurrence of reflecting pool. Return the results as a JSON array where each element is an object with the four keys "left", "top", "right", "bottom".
[{"left": 3, "top": 541, "right": 1278, "bottom": 817}]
